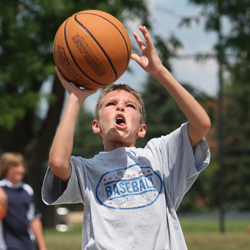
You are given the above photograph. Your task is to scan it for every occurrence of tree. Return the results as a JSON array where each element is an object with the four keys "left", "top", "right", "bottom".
[
  {"left": 73, "top": 108, "right": 103, "bottom": 158},
  {"left": 0, "top": 0, "right": 150, "bottom": 226},
  {"left": 185, "top": 0, "right": 250, "bottom": 211}
]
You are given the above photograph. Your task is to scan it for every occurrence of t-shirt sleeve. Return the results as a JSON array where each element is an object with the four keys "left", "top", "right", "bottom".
[
  {"left": 146, "top": 122, "right": 210, "bottom": 210},
  {"left": 23, "top": 184, "right": 42, "bottom": 221},
  {"left": 41, "top": 157, "right": 84, "bottom": 205}
]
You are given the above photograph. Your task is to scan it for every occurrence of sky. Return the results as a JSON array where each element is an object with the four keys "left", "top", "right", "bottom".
[{"left": 83, "top": 0, "right": 219, "bottom": 113}]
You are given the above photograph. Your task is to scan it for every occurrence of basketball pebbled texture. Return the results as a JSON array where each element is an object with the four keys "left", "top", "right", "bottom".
[
  {"left": 0, "top": 204, "right": 7, "bottom": 220},
  {"left": 53, "top": 10, "right": 131, "bottom": 89}
]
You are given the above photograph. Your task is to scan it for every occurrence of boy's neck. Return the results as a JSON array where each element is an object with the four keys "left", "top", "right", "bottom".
[{"left": 103, "top": 141, "right": 136, "bottom": 152}]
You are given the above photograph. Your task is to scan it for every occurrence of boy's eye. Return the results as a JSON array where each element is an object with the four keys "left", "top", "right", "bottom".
[
  {"left": 107, "top": 102, "right": 115, "bottom": 106},
  {"left": 127, "top": 104, "right": 135, "bottom": 109}
]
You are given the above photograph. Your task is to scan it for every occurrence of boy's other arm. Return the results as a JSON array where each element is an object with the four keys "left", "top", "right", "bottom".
[
  {"left": 131, "top": 26, "right": 211, "bottom": 147},
  {"left": 49, "top": 67, "right": 96, "bottom": 182},
  {"left": 153, "top": 68, "right": 211, "bottom": 147},
  {"left": 29, "top": 218, "right": 47, "bottom": 250}
]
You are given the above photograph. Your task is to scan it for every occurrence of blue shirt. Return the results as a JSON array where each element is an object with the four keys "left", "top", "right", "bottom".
[{"left": 0, "top": 179, "right": 41, "bottom": 250}]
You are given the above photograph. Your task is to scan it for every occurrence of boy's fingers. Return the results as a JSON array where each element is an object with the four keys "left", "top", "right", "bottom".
[
  {"left": 136, "top": 26, "right": 154, "bottom": 50},
  {"left": 143, "top": 31, "right": 154, "bottom": 50},
  {"left": 131, "top": 53, "right": 140, "bottom": 62},
  {"left": 133, "top": 32, "right": 144, "bottom": 46}
]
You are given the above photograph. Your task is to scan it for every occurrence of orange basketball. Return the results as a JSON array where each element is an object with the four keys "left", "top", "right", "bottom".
[
  {"left": 0, "top": 204, "right": 7, "bottom": 220},
  {"left": 53, "top": 10, "right": 131, "bottom": 89}
]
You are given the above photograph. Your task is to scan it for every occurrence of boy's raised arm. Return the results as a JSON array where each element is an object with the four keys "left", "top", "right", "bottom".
[
  {"left": 49, "top": 67, "right": 96, "bottom": 182},
  {"left": 131, "top": 26, "right": 211, "bottom": 147}
]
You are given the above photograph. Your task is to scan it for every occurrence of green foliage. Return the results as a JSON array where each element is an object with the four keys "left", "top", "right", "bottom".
[
  {"left": 221, "top": 83, "right": 250, "bottom": 210},
  {"left": 138, "top": 79, "right": 186, "bottom": 147},
  {"left": 186, "top": 0, "right": 250, "bottom": 211},
  {"left": 0, "top": 91, "right": 40, "bottom": 129},
  {"left": 137, "top": 76, "right": 210, "bottom": 148},
  {"left": 73, "top": 107, "right": 103, "bottom": 158}
]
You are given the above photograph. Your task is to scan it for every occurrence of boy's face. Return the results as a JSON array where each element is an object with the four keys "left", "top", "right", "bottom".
[
  {"left": 92, "top": 90, "right": 146, "bottom": 151},
  {"left": 6, "top": 163, "right": 26, "bottom": 185}
]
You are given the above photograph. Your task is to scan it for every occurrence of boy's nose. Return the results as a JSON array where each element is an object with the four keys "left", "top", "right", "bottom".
[{"left": 116, "top": 105, "right": 124, "bottom": 111}]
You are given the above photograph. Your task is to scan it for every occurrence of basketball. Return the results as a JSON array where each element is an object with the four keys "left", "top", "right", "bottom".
[
  {"left": 53, "top": 10, "right": 131, "bottom": 89},
  {"left": 0, "top": 204, "right": 7, "bottom": 220}
]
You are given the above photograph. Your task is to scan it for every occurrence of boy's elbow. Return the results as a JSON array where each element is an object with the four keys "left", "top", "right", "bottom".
[
  {"left": 197, "top": 116, "right": 211, "bottom": 140},
  {"left": 203, "top": 116, "right": 211, "bottom": 134},
  {"left": 49, "top": 154, "right": 71, "bottom": 180},
  {"left": 49, "top": 157, "right": 62, "bottom": 171},
  {"left": 49, "top": 158, "right": 65, "bottom": 171},
  {"left": 193, "top": 115, "right": 211, "bottom": 137},
  {"left": 199, "top": 116, "right": 211, "bottom": 135}
]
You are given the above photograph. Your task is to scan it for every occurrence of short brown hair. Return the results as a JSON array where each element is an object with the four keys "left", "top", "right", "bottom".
[
  {"left": 95, "top": 84, "right": 146, "bottom": 124},
  {"left": 0, "top": 152, "right": 26, "bottom": 179}
]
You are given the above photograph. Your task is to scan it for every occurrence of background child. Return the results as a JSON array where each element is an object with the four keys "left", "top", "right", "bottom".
[
  {"left": 0, "top": 152, "right": 47, "bottom": 250},
  {"left": 42, "top": 26, "right": 211, "bottom": 249}
]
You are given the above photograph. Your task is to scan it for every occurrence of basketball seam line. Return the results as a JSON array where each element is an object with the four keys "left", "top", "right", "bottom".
[
  {"left": 74, "top": 14, "right": 118, "bottom": 79},
  {"left": 78, "top": 12, "right": 130, "bottom": 66},
  {"left": 64, "top": 18, "right": 107, "bottom": 86}
]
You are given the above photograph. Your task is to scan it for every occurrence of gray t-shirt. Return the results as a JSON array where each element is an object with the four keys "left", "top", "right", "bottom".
[{"left": 42, "top": 123, "right": 210, "bottom": 250}]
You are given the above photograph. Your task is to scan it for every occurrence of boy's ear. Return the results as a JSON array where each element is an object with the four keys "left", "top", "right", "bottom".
[
  {"left": 137, "top": 124, "right": 147, "bottom": 139},
  {"left": 92, "top": 119, "right": 101, "bottom": 134}
]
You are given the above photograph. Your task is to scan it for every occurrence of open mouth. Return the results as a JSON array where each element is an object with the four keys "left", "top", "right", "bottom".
[{"left": 116, "top": 115, "right": 126, "bottom": 126}]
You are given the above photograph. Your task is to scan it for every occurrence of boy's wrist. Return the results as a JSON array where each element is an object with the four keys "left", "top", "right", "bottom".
[
  {"left": 151, "top": 66, "right": 170, "bottom": 82},
  {"left": 68, "top": 93, "right": 85, "bottom": 110}
]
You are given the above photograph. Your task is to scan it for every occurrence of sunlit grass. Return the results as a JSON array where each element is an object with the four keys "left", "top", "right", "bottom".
[
  {"left": 44, "top": 218, "right": 250, "bottom": 250},
  {"left": 181, "top": 218, "right": 250, "bottom": 250}
]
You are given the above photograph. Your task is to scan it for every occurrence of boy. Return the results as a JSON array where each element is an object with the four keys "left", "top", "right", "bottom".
[
  {"left": 42, "top": 26, "right": 211, "bottom": 249},
  {"left": 0, "top": 152, "right": 47, "bottom": 250}
]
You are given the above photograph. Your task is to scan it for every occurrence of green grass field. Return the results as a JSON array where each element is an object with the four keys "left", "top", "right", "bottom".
[
  {"left": 44, "top": 218, "right": 250, "bottom": 249},
  {"left": 181, "top": 218, "right": 250, "bottom": 250}
]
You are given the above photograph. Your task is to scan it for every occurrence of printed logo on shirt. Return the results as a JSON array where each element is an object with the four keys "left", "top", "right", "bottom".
[{"left": 95, "top": 164, "right": 163, "bottom": 209}]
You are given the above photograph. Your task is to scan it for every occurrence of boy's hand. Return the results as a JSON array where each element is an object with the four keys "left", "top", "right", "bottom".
[
  {"left": 131, "top": 26, "right": 164, "bottom": 77},
  {"left": 55, "top": 66, "right": 97, "bottom": 104},
  {"left": 131, "top": 27, "right": 211, "bottom": 147}
]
